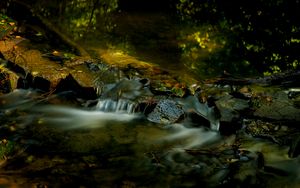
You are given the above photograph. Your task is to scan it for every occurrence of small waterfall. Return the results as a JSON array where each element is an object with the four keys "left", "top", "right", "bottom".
[
  {"left": 93, "top": 78, "right": 152, "bottom": 114},
  {"left": 95, "top": 99, "right": 137, "bottom": 113}
]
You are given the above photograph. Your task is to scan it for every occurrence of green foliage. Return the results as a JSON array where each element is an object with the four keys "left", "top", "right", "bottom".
[
  {"left": 0, "top": 139, "right": 15, "bottom": 159},
  {"left": 177, "top": 23, "right": 258, "bottom": 78},
  {"left": 2, "top": 0, "right": 299, "bottom": 76},
  {"left": 176, "top": 0, "right": 300, "bottom": 74},
  {"left": 0, "top": 13, "right": 16, "bottom": 39},
  {"left": 30, "top": 0, "right": 119, "bottom": 40}
]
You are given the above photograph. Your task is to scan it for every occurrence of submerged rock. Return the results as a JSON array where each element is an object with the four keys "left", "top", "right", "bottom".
[{"left": 177, "top": 96, "right": 220, "bottom": 130}]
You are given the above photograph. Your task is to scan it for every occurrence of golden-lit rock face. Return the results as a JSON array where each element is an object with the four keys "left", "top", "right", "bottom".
[
  {"left": 1, "top": 38, "right": 97, "bottom": 90},
  {"left": 0, "top": 34, "right": 200, "bottom": 97},
  {"left": 91, "top": 47, "right": 200, "bottom": 96}
]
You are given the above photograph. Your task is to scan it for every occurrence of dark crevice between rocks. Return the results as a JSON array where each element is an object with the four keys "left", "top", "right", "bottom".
[
  {"left": 0, "top": 52, "right": 5, "bottom": 59},
  {"left": 16, "top": 72, "right": 51, "bottom": 92},
  {"left": 219, "top": 120, "right": 243, "bottom": 136},
  {"left": 54, "top": 74, "right": 97, "bottom": 100},
  {"left": 137, "top": 102, "right": 157, "bottom": 115},
  {"left": 185, "top": 112, "right": 211, "bottom": 128},
  {"left": 3, "top": 60, "right": 27, "bottom": 77},
  {"left": 32, "top": 76, "right": 51, "bottom": 91},
  {"left": 0, "top": 72, "right": 12, "bottom": 94}
]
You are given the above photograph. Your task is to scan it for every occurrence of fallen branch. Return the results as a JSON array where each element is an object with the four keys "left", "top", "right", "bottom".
[{"left": 212, "top": 70, "right": 300, "bottom": 87}]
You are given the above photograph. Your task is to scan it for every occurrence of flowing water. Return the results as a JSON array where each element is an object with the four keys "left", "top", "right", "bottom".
[
  {"left": 1, "top": 89, "right": 300, "bottom": 187},
  {"left": 0, "top": 89, "right": 222, "bottom": 187}
]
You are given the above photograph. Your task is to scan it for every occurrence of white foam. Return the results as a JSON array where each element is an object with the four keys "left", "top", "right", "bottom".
[
  {"left": 35, "top": 105, "right": 139, "bottom": 129},
  {"left": 161, "top": 123, "right": 220, "bottom": 149}
]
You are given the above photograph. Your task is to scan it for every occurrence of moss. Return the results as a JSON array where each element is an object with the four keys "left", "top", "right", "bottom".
[{"left": 0, "top": 139, "right": 15, "bottom": 159}]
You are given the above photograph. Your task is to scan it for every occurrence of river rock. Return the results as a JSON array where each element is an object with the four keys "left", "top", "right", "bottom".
[
  {"left": 0, "top": 59, "right": 23, "bottom": 94},
  {"left": 215, "top": 95, "right": 249, "bottom": 122},
  {"left": 177, "top": 96, "right": 220, "bottom": 130},
  {"left": 101, "top": 78, "right": 152, "bottom": 101},
  {"left": 147, "top": 99, "right": 184, "bottom": 124},
  {"left": 253, "top": 91, "right": 300, "bottom": 122},
  {"left": 0, "top": 70, "right": 16, "bottom": 94}
]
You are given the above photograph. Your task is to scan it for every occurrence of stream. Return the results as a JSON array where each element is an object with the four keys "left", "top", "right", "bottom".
[
  {"left": 0, "top": 88, "right": 221, "bottom": 187},
  {"left": 1, "top": 2, "right": 300, "bottom": 187},
  {"left": 0, "top": 85, "right": 300, "bottom": 187}
]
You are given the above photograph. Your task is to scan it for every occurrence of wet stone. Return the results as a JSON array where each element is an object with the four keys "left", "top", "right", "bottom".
[
  {"left": 242, "top": 119, "right": 300, "bottom": 157},
  {"left": 215, "top": 95, "right": 249, "bottom": 122},
  {"left": 147, "top": 99, "right": 184, "bottom": 124},
  {"left": 292, "top": 95, "right": 300, "bottom": 108},
  {"left": 0, "top": 60, "right": 20, "bottom": 93},
  {"left": 288, "top": 134, "right": 300, "bottom": 158},
  {"left": 253, "top": 95, "right": 300, "bottom": 122},
  {"left": 100, "top": 78, "right": 153, "bottom": 101}
]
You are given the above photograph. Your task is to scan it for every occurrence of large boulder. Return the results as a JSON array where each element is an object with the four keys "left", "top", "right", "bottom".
[
  {"left": 253, "top": 90, "right": 300, "bottom": 122},
  {"left": 147, "top": 99, "right": 184, "bottom": 124}
]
